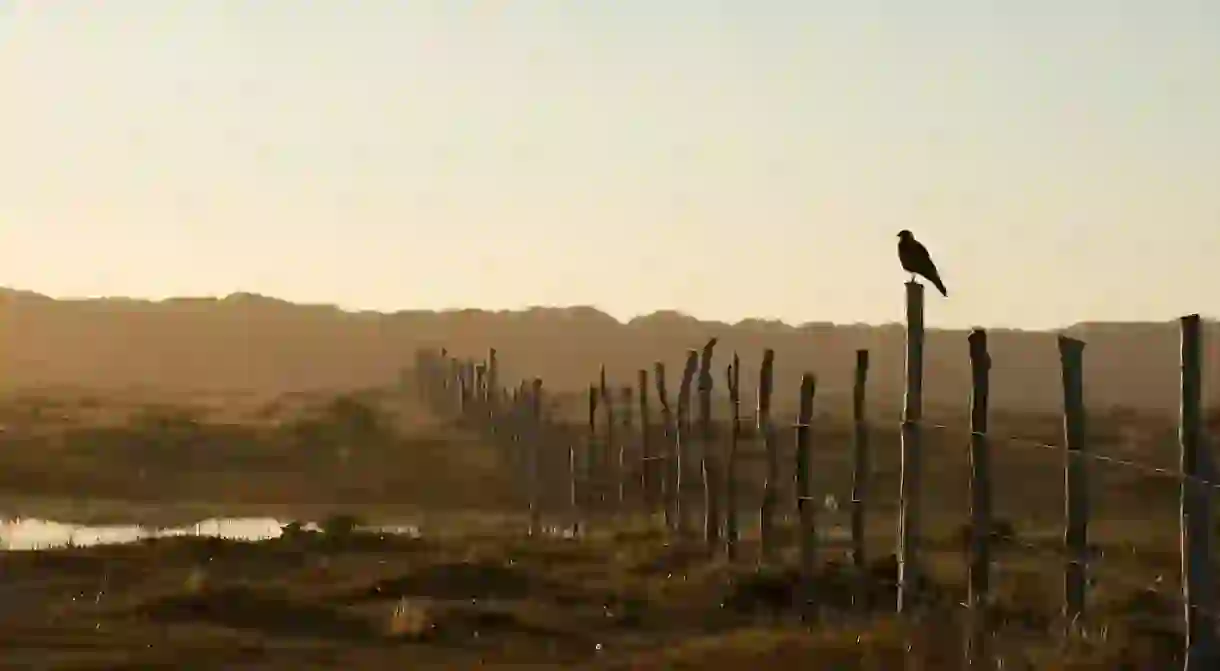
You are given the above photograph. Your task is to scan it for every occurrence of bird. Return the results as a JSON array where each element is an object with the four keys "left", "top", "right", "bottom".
[{"left": 896, "top": 230, "right": 948, "bottom": 297}]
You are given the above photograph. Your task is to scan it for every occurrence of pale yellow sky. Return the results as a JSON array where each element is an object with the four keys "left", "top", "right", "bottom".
[{"left": 2, "top": 1, "right": 1218, "bottom": 330}]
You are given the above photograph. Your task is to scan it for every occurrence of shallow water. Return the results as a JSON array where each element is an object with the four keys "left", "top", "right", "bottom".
[
  {"left": 0, "top": 516, "right": 422, "bottom": 551},
  {"left": 0, "top": 510, "right": 845, "bottom": 551}
]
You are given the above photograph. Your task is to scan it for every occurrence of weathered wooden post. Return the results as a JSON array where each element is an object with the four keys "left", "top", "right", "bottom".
[
  {"left": 442, "top": 348, "right": 453, "bottom": 408},
  {"left": 654, "top": 362, "right": 677, "bottom": 531},
  {"left": 569, "top": 402, "right": 580, "bottom": 536},
  {"left": 620, "top": 385, "right": 634, "bottom": 509},
  {"left": 446, "top": 352, "right": 460, "bottom": 415},
  {"left": 457, "top": 360, "right": 472, "bottom": 417},
  {"left": 487, "top": 348, "right": 500, "bottom": 415},
  {"left": 600, "top": 366, "right": 618, "bottom": 514},
  {"left": 725, "top": 353, "right": 742, "bottom": 561},
  {"left": 850, "top": 349, "right": 870, "bottom": 609},
  {"left": 795, "top": 373, "right": 818, "bottom": 588},
  {"left": 475, "top": 363, "right": 487, "bottom": 417},
  {"left": 966, "top": 329, "right": 993, "bottom": 668},
  {"left": 675, "top": 350, "right": 699, "bottom": 537},
  {"left": 1059, "top": 335, "right": 1088, "bottom": 627},
  {"left": 507, "top": 384, "right": 523, "bottom": 496},
  {"left": 698, "top": 338, "right": 720, "bottom": 549},
  {"left": 585, "top": 384, "right": 599, "bottom": 526},
  {"left": 447, "top": 357, "right": 460, "bottom": 416},
  {"left": 443, "top": 354, "right": 454, "bottom": 414},
  {"left": 528, "top": 378, "right": 543, "bottom": 537},
  {"left": 758, "top": 349, "right": 779, "bottom": 563},
  {"left": 897, "top": 280, "right": 925, "bottom": 613},
  {"left": 1179, "top": 314, "right": 1215, "bottom": 669},
  {"left": 638, "top": 369, "right": 653, "bottom": 514}
]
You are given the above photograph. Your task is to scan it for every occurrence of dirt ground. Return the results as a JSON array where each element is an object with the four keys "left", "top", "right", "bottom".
[{"left": 0, "top": 521, "right": 1188, "bottom": 670}]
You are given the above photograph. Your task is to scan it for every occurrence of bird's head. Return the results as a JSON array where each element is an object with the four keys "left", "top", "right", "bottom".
[{"left": 897, "top": 230, "right": 913, "bottom": 240}]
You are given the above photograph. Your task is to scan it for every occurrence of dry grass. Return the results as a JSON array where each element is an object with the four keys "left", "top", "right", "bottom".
[
  {"left": 0, "top": 387, "right": 1203, "bottom": 668},
  {"left": 0, "top": 524, "right": 1191, "bottom": 670}
]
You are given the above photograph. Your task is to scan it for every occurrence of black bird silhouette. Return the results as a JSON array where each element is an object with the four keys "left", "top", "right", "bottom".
[{"left": 896, "top": 230, "right": 948, "bottom": 297}]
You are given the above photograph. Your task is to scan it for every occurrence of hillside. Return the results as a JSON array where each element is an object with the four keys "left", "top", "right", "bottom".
[{"left": 0, "top": 288, "right": 1211, "bottom": 416}]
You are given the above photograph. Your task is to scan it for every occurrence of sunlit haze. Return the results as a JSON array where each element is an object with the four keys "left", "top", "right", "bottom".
[{"left": 2, "top": 1, "right": 1218, "bottom": 330}]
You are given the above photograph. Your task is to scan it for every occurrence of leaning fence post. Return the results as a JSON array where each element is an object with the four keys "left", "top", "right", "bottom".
[
  {"left": 638, "top": 369, "right": 654, "bottom": 515},
  {"left": 506, "top": 384, "right": 522, "bottom": 500},
  {"left": 600, "top": 366, "right": 617, "bottom": 515},
  {"left": 758, "top": 349, "right": 778, "bottom": 563},
  {"left": 795, "top": 373, "right": 818, "bottom": 593},
  {"left": 654, "top": 362, "right": 676, "bottom": 531},
  {"left": 1179, "top": 314, "right": 1215, "bottom": 669},
  {"left": 569, "top": 419, "right": 579, "bottom": 536},
  {"left": 1059, "top": 335, "right": 1088, "bottom": 627},
  {"left": 447, "top": 357, "right": 459, "bottom": 416},
  {"left": 676, "top": 350, "right": 699, "bottom": 537},
  {"left": 586, "top": 384, "right": 599, "bottom": 525},
  {"left": 725, "top": 353, "right": 742, "bottom": 562},
  {"left": 966, "top": 329, "right": 993, "bottom": 668},
  {"left": 488, "top": 348, "right": 500, "bottom": 416},
  {"left": 850, "top": 349, "right": 871, "bottom": 609},
  {"left": 457, "top": 361, "right": 470, "bottom": 417},
  {"left": 440, "top": 348, "right": 453, "bottom": 412},
  {"left": 698, "top": 338, "right": 721, "bottom": 550},
  {"left": 528, "top": 378, "right": 543, "bottom": 537},
  {"left": 475, "top": 363, "right": 487, "bottom": 415},
  {"left": 898, "top": 281, "right": 925, "bottom": 613}
]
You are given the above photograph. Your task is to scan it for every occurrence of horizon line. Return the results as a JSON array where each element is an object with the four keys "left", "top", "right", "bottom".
[{"left": 0, "top": 286, "right": 1206, "bottom": 335}]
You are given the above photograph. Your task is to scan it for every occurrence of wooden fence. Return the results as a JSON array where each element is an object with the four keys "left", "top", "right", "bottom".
[{"left": 409, "top": 281, "right": 1217, "bottom": 670}]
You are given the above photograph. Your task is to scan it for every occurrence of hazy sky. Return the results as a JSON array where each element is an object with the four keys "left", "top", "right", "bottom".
[{"left": 2, "top": 1, "right": 1218, "bottom": 329}]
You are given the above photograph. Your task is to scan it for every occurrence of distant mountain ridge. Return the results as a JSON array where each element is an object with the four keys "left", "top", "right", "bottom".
[{"left": 0, "top": 287, "right": 1211, "bottom": 416}]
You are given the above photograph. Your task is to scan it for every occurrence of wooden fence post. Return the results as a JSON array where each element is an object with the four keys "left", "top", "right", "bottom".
[
  {"left": 488, "top": 348, "right": 499, "bottom": 416},
  {"left": 698, "top": 338, "right": 720, "bottom": 550},
  {"left": 447, "top": 356, "right": 459, "bottom": 415},
  {"left": 725, "top": 353, "right": 742, "bottom": 561},
  {"left": 654, "top": 362, "right": 677, "bottom": 531},
  {"left": 475, "top": 363, "right": 487, "bottom": 414},
  {"left": 1059, "top": 335, "right": 1088, "bottom": 627},
  {"left": 457, "top": 360, "right": 471, "bottom": 417},
  {"left": 453, "top": 358, "right": 463, "bottom": 416},
  {"left": 676, "top": 350, "right": 699, "bottom": 537},
  {"left": 638, "top": 369, "right": 653, "bottom": 515},
  {"left": 966, "top": 329, "right": 992, "bottom": 667},
  {"left": 758, "top": 349, "right": 778, "bottom": 563},
  {"left": 436, "top": 348, "right": 446, "bottom": 402},
  {"left": 796, "top": 373, "right": 818, "bottom": 592},
  {"left": 600, "top": 366, "right": 616, "bottom": 514},
  {"left": 898, "top": 281, "right": 925, "bottom": 613},
  {"left": 528, "top": 378, "right": 543, "bottom": 537},
  {"left": 570, "top": 411, "right": 580, "bottom": 536},
  {"left": 1179, "top": 314, "right": 1215, "bottom": 669},
  {"left": 586, "top": 384, "right": 599, "bottom": 525},
  {"left": 505, "top": 384, "right": 522, "bottom": 501},
  {"left": 620, "top": 385, "right": 634, "bottom": 510},
  {"left": 851, "top": 349, "right": 871, "bottom": 610}
]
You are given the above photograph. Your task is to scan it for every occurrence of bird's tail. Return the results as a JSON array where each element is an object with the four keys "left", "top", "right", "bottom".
[{"left": 930, "top": 274, "right": 948, "bottom": 297}]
